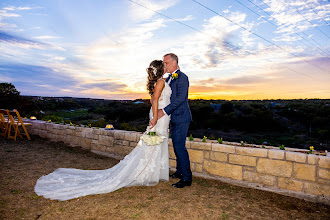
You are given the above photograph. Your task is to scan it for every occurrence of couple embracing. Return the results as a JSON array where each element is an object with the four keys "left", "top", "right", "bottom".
[{"left": 34, "top": 53, "right": 192, "bottom": 201}]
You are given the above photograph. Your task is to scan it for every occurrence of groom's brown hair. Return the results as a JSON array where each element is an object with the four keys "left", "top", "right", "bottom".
[{"left": 163, "top": 53, "right": 178, "bottom": 64}]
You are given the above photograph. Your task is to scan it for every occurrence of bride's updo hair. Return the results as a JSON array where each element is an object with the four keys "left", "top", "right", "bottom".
[{"left": 146, "top": 60, "right": 164, "bottom": 95}]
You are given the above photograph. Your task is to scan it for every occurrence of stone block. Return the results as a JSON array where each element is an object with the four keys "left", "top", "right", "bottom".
[
  {"left": 80, "top": 138, "right": 92, "bottom": 150},
  {"left": 125, "top": 132, "right": 138, "bottom": 142},
  {"left": 257, "top": 158, "right": 292, "bottom": 177},
  {"left": 99, "top": 129, "right": 107, "bottom": 135},
  {"left": 286, "top": 152, "right": 306, "bottom": 163},
  {"left": 114, "top": 131, "right": 126, "bottom": 140},
  {"left": 188, "top": 149, "right": 204, "bottom": 163},
  {"left": 190, "top": 163, "right": 195, "bottom": 171},
  {"left": 130, "top": 141, "right": 138, "bottom": 147},
  {"left": 105, "top": 146, "right": 115, "bottom": 154},
  {"left": 81, "top": 127, "right": 92, "bottom": 137},
  {"left": 65, "top": 128, "right": 73, "bottom": 135},
  {"left": 318, "top": 178, "right": 330, "bottom": 185},
  {"left": 293, "top": 163, "right": 315, "bottom": 181},
  {"left": 307, "top": 154, "right": 317, "bottom": 165},
  {"left": 304, "top": 182, "right": 330, "bottom": 196},
  {"left": 318, "top": 156, "right": 330, "bottom": 169},
  {"left": 114, "top": 139, "right": 129, "bottom": 146},
  {"left": 95, "top": 145, "right": 106, "bottom": 152},
  {"left": 68, "top": 136, "right": 79, "bottom": 147},
  {"left": 236, "top": 147, "right": 267, "bottom": 158},
  {"left": 204, "top": 161, "right": 242, "bottom": 180},
  {"left": 319, "top": 168, "right": 330, "bottom": 180},
  {"left": 57, "top": 125, "right": 64, "bottom": 130},
  {"left": 190, "top": 142, "right": 211, "bottom": 150},
  {"left": 169, "top": 159, "right": 176, "bottom": 168},
  {"left": 169, "top": 147, "right": 176, "bottom": 159},
  {"left": 278, "top": 177, "right": 303, "bottom": 191},
  {"left": 46, "top": 133, "right": 56, "bottom": 140},
  {"left": 55, "top": 129, "right": 64, "bottom": 135},
  {"left": 185, "top": 141, "right": 191, "bottom": 149},
  {"left": 39, "top": 130, "right": 47, "bottom": 138},
  {"left": 45, "top": 124, "right": 52, "bottom": 131},
  {"left": 91, "top": 140, "right": 100, "bottom": 150},
  {"left": 168, "top": 138, "right": 173, "bottom": 147},
  {"left": 243, "top": 166, "right": 255, "bottom": 172},
  {"left": 210, "top": 152, "right": 227, "bottom": 162},
  {"left": 212, "top": 143, "right": 235, "bottom": 153},
  {"left": 92, "top": 129, "right": 101, "bottom": 135},
  {"left": 243, "top": 171, "right": 276, "bottom": 186},
  {"left": 268, "top": 149, "right": 285, "bottom": 160},
  {"left": 100, "top": 129, "right": 115, "bottom": 136},
  {"left": 204, "top": 151, "right": 210, "bottom": 160},
  {"left": 56, "top": 134, "right": 66, "bottom": 142},
  {"left": 229, "top": 154, "right": 256, "bottom": 166},
  {"left": 113, "top": 145, "right": 133, "bottom": 157},
  {"left": 195, "top": 163, "right": 203, "bottom": 173},
  {"left": 98, "top": 135, "right": 114, "bottom": 147},
  {"left": 67, "top": 125, "right": 75, "bottom": 130}
]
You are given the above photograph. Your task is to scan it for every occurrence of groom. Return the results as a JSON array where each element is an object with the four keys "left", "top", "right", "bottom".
[{"left": 157, "top": 53, "right": 192, "bottom": 188}]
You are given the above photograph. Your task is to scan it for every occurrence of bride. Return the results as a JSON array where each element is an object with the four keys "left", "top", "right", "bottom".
[{"left": 34, "top": 60, "right": 172, "bottom": 201}]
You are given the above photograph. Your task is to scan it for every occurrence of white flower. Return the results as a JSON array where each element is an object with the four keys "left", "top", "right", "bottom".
[{"left": 140, "top": 134, "right": 165, "bottom": 146}]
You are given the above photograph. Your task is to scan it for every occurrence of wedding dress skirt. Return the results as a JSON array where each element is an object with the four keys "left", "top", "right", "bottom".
[{"left": 34, "top": 80, "right": 172, "bottom": 201}]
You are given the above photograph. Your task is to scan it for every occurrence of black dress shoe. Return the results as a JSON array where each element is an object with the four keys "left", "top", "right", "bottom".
[
  {"left": 170, "top": 172, "right": 182, "bottom": 179},
  {"left": 172, "top": 179, "right": 192, "bottom": 188}
]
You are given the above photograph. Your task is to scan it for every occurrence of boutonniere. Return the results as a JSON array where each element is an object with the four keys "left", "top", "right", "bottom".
[{"left": 171, "top": 72, "right": 179, "bottom": 80}]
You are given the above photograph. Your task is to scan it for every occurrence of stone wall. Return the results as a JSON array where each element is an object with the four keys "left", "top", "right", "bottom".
[{"left": 27, "top": 120, "right": 330, "bottom": 204}]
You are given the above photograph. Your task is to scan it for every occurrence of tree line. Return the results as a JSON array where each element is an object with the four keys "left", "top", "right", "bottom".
[{"left": 1, "top": 83, "right": 329, "bottom": 150}]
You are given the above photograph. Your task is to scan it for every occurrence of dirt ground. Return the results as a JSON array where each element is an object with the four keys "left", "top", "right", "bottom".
[{"left": 0, "top": 136, "right": 329, "bottom": 220}]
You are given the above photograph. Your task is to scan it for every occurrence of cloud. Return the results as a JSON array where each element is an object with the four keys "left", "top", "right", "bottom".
[
  {"left": 263, "top": 0, "right": 329, "bottom": 38},
  {"left": 128, "top": 0, "right": 179, "bottom": 21},
  {"left": 0, "top": 5, "right": 41, "bottom": 31},
  {"left": 0, "top": 63, "right": 129, "bottom": 98},
  {"left": 3, "top": 6, "right": 36, "bottom": 11},
  {"left": 33, "top": 35, "right": 60, "bottom": 40},
  {"left": 75, "top": 18, "right": 169, "bottom": 82},
  {"left": 82, "top": 81, "right": 126, "bottom": 91},
  {"left": 0, "top": 32, "right": 49, "bottom": 49},
  {"left": 0, "top": 9, "right": 20, "bottom": 17},
  {"left": 176, "top": 15, "right": 194, "bottom": 21}
]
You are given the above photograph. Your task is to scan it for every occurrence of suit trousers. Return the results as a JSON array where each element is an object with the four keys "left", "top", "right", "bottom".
[{"left": 170, "top": 121, "right": 192, "bottom": 181}]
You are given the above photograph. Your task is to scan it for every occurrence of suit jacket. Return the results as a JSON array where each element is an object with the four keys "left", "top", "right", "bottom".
[{"left": 164, "top": 70, "right": 192, "bottom": 123}]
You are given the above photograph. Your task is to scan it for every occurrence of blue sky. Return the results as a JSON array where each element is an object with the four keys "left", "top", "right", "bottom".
[{"left": 0, "top": 0, "right": 329, "bottom": 100}]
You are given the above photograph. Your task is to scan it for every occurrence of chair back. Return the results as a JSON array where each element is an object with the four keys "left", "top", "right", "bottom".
[{"left": 0, "top": 109, "right": 10, "bottom": 137}]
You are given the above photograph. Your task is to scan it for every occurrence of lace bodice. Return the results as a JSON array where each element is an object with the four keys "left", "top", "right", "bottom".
[
  {"left": 149, "top": 79, "right": 171, "bottom": 136},
  {"left": 157, "top": 79, "right": 172, "bottom": 109}
]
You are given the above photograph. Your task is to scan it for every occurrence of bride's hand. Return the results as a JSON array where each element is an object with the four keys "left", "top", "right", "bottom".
[{"left": 149, "top": 118, "right": 157, "bottom": 129}]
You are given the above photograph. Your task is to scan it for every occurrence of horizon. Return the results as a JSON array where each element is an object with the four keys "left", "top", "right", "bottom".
[
  {"left": 21, "top": 94, "right": 330, "bottom": 102},
  {"left": 1, "top": 0, "right": 329, "bottom": 100}
]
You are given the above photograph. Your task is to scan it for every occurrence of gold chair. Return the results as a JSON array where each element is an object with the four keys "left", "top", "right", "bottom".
[
  {"left": 0, "top": 109, "right": 10, "bottom": 137},
  {"left": 7, "top": 109, "right": 32, "bottom": 140}
]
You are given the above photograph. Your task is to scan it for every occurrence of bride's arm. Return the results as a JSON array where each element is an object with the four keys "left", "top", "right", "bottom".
[{"left": 149, "top": 79, "right": 165, "bottom": 129}]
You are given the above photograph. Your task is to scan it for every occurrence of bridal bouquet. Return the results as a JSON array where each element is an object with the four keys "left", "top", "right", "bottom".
[{"left": 140, "top": 127, "right": 165, "bottom": 146}]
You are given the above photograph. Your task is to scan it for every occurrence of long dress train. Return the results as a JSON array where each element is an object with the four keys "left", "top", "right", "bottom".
[{"left": 34, "top": 80, "right": 172, "bottom": 201}]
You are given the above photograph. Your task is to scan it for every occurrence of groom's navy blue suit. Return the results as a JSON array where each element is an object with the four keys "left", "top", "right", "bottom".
[{"left": 164, "top": 70, "right": 192, "bottom": 181}]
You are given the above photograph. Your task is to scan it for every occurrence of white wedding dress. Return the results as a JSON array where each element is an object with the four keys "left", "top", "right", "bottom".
[{"left": 34, "top": 79, "right": 172, "bottom": 201}]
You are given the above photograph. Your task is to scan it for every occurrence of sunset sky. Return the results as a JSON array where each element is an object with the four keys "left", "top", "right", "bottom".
[{"left": 0, "top": 0, "right": 329, "bottom": 100}]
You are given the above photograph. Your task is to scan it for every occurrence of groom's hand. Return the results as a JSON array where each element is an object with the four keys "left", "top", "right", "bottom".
[{"left": 157, "top": 109, "right": 165, "bottom": 119}]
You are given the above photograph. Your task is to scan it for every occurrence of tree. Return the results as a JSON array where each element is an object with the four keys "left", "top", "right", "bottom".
[{"left": 0, "top": 83, "right": 21, "bottom": 109}]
